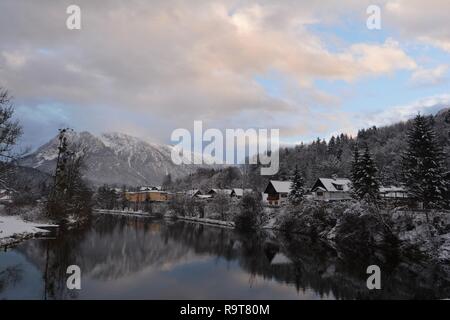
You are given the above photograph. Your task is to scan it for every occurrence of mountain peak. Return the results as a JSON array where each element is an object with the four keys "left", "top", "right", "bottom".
[{"left": 19, "top": 130, "right": 197, "bottom": 187}]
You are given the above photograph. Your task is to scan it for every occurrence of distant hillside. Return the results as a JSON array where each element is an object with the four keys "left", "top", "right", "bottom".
[
  {"left": 249, "top": 108, "right": 450, "bottom": 190},
  {"left": 174, "top": 108, "right": 450, "bottom": 192},
  {"left": 1, "top": 165, "right": 52, "bottom": 194}
]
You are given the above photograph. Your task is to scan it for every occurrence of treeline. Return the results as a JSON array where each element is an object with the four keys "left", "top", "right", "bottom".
[
  {"left": 265, "top": 108, "right": 450, "bottom": 188},
  {"left": 95, "top": 185, "right": 129, "bottom": 210},
  {"left": 170, "top": 108, "right": 450, "bottom": 196},
  {"left": 169, "top": 166, "right": 243, "bottom": 192}
]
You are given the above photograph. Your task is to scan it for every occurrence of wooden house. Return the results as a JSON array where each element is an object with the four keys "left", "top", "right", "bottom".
[
  {"left": 310, "top": 177, "right": 352, "bottom": 201},
  {"left": 379, "top": 186, "right": 409, "bottom": 200},
  {"left": 263, "top": 180, "right": 292, "bottom": 206},
  {"left": 125, "top": 190, "right": 170, "bottom": 203}
]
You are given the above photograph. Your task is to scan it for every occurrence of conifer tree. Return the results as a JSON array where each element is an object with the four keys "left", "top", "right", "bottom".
[
  {"left": 47, "top": 128, "right": 92, "bottom": 221},
  {"left": 402, "top": 114, "right": 448, "bottom": 208},
  {"left": 351, "top": 145, "right": 379, "bottom": 201},
  {"left": 350, "top": 145, "right": 362, "bottom": 198},
  {"left": 289, "top": 166, "right": 306, "bottom": 205},
  {"left": 358, "top": 145, "right": 380, "bottom": 201}
]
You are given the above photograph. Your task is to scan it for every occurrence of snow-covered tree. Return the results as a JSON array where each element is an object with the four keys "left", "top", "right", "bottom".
[
  {"left": 402, "top": 114, "right": 448, "bottom": 208},
  {"left": 351, "top": 145, "right": 379, "bottom": 201},
  {"left": 289, "top": 166, "right": 306, "bottom": 205},
  {"left": 358, "top": 145, "right": 380, "bottom": 201},
  {"left": 350, "top": 145, "right": 362, "bottom": 198}
]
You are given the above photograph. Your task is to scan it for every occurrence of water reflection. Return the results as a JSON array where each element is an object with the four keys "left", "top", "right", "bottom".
[{"left": 1, "top": 214, "right": 449, "bottom": 299}]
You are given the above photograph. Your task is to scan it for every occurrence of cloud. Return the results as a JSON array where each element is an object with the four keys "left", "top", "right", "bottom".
[
  {"left": 384, "top": 0, "right": 450, "bottom": 53},
  {"left": 410, "top": 65, "right": 448, "bottom": 86},
  {"left": 365, "top": 94, "right": 450, "bottom": 127},
  {"left": 0, "top": 0, "right": 442, "bottom": 149},
  {"left": 345, "top": 38, "right": 416, "bottom": 76},
  {"left": 2, "top": 51, "right": 27, "bottom": 69}
]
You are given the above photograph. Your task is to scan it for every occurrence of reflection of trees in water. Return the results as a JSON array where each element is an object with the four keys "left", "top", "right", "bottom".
[
  {"left": 278, "top": 234, "right": 450, "bottom": 299},
  {"left": 163, "top": 222, "right": 450, "bottom": 300},
  {"left": 22, "top": 215, "right": 198, "bottom": 292},
  {"left": 17, "top": 217, "right": 450, "bottom": 299},
  {"left": 75, "top": 216, "right": 196, "bottom": 280},
  {"left": 0, "top": 264, "right": 23, "bottom": 294},
  {"left": 41, "top": 222, "right": 91, "bottom": 300}
]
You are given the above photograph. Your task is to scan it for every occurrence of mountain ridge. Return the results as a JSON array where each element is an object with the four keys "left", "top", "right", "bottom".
[{"left": 19, "top": 131, "right": 203, "bottom": 187}]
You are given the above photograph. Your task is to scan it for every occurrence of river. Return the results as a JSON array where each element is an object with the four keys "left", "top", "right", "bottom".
[{"left": 0, "top": 214, "right": 449, "bottom": 299}]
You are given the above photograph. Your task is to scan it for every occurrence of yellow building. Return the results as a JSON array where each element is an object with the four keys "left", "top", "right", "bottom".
[{"left": 125, "top": 190, "right": 171, "bottom": 203}]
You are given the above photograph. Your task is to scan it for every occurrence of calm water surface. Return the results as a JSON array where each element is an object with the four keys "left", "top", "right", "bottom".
[{"left": 1, "top": 214, "right": 449, "bottom": 299}]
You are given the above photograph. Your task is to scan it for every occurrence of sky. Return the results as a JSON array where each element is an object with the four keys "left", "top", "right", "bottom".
[{"left": 0, "top": 0, "right": 449, "bottom": 151}]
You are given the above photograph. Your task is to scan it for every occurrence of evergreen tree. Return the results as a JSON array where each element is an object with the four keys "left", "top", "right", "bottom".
[
  {"left": 350, "top": 145, "right": 362, "bottom": 198},
  {"left": 358, "top": 145, "right": 380, "bottom": 201},
  {"left": 402, "top": 114, "right": 448, "bottom": 208},
  {"left": 119, "top": 185, "right": 129, "bottom": 210},
  {"left": 47, "top": 128, "right": 93, "bottom": 222},
  {"left": 162, "top": 173, "right": 172, "bottom": 190},
  {"left": 351, "top": 145, "right": 379, "bottom": 201},
  {"left": 328, "top": 136, "right": 336, "bottom": 155},
  {"left": 289, "top": 166, "right": 306, "bottom": 205}
]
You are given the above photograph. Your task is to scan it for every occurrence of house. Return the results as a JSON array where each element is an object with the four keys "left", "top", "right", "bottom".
[
  {"left": 379, "top": 186, "right": 409, "bottom": 200},
  {"left": 310, "top": 177, "right": 352, "bottom": 201},
  {"left": 125, "top": 190, "right": 170, "bottom": 203},
  {"left": 186, "top": 189, "right": 202, "bottom": 198},
  {"left": 231, "top": 188, "right": 253, "bottom": 198},
  {"left": 263, "top": 180, "right": 292, "bottom": 206},
  {"left": 208, "top": 189, "right": 234, "bottom": 197},
  {"left": 140, "top": 186, "right": 161, "bottom": 191},
  {"left": 197, "top": 194, "right": 213, "bottom": 200},
  {"left": 0, "top": 189, "right": 13, "bottom": 204}
]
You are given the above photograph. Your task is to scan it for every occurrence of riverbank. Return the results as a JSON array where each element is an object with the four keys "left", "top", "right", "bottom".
[
  {"left": 94, "top": 208, "right": 236, "bottom": 228},
  {"left": 274, "top": 200, "right": 450, "bottom": 265},
  {"left": 175, "top": 215, "right": 235, "bottom": 228},
  {"left": 94, "top": 208, "right": 155, "bottom": 218},
  {"left": 0, "top": 215, "right": 57, "bottom": 248}
]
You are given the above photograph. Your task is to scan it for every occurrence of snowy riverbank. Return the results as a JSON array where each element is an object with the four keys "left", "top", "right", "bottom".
[
  {"left": 0, "top": 215, "right": 57, "bottom": 247},
  {"left": 94, "top": 208, "right": 236, "bottom": 228},
  {"left": 94, "top": 208, "right": 154, "bottom": 218},
  {"left": 174, "top": 215, "right": 235, "bottom": 228}
]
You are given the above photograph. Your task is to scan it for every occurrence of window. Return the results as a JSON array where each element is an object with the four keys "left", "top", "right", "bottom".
[
  {"left": 317, "top": 191, "right": 324, "bottom": 196},
  {"left": 333, "top": 183, "right": 344, "bottom": 191}
]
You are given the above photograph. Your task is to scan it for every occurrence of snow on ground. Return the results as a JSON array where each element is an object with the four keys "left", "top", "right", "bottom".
[{"left": 0, "top": 215, "right": 54, "bottom": 246}]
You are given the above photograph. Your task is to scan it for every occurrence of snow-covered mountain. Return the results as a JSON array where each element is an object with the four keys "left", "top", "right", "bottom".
[{"left": 19, "top": 131, "right": 205, "bottom": 187}]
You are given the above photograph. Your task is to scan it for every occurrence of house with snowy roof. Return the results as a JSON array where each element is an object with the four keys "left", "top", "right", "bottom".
[
  {"left": 231, "top": 188, "right": 253, "bottom": 198},
  {"left": 379, "top": 186, "right": 409, "bottom": 200},
  {"left": 263, "top": 180, "right": 292, "bottom": 206},
  {"left": 0, "top": 189, "right": 13, "bottom": 204},
  {"left": 310, "top": 177, "right": 352, "bottom": 201},
  {"left": 186, "top": 189, "right": 202, "bottom": 198},
  {"left": 207, "top": 189, "right": 234, "bottom": 197},
  {"left": 139, "top": 186, "right": 161, "bottom": 191}
]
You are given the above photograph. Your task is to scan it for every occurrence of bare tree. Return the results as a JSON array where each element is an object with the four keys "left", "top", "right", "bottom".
[{"left": 0, "top": 88, "right": 23, "bottom": 192}]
